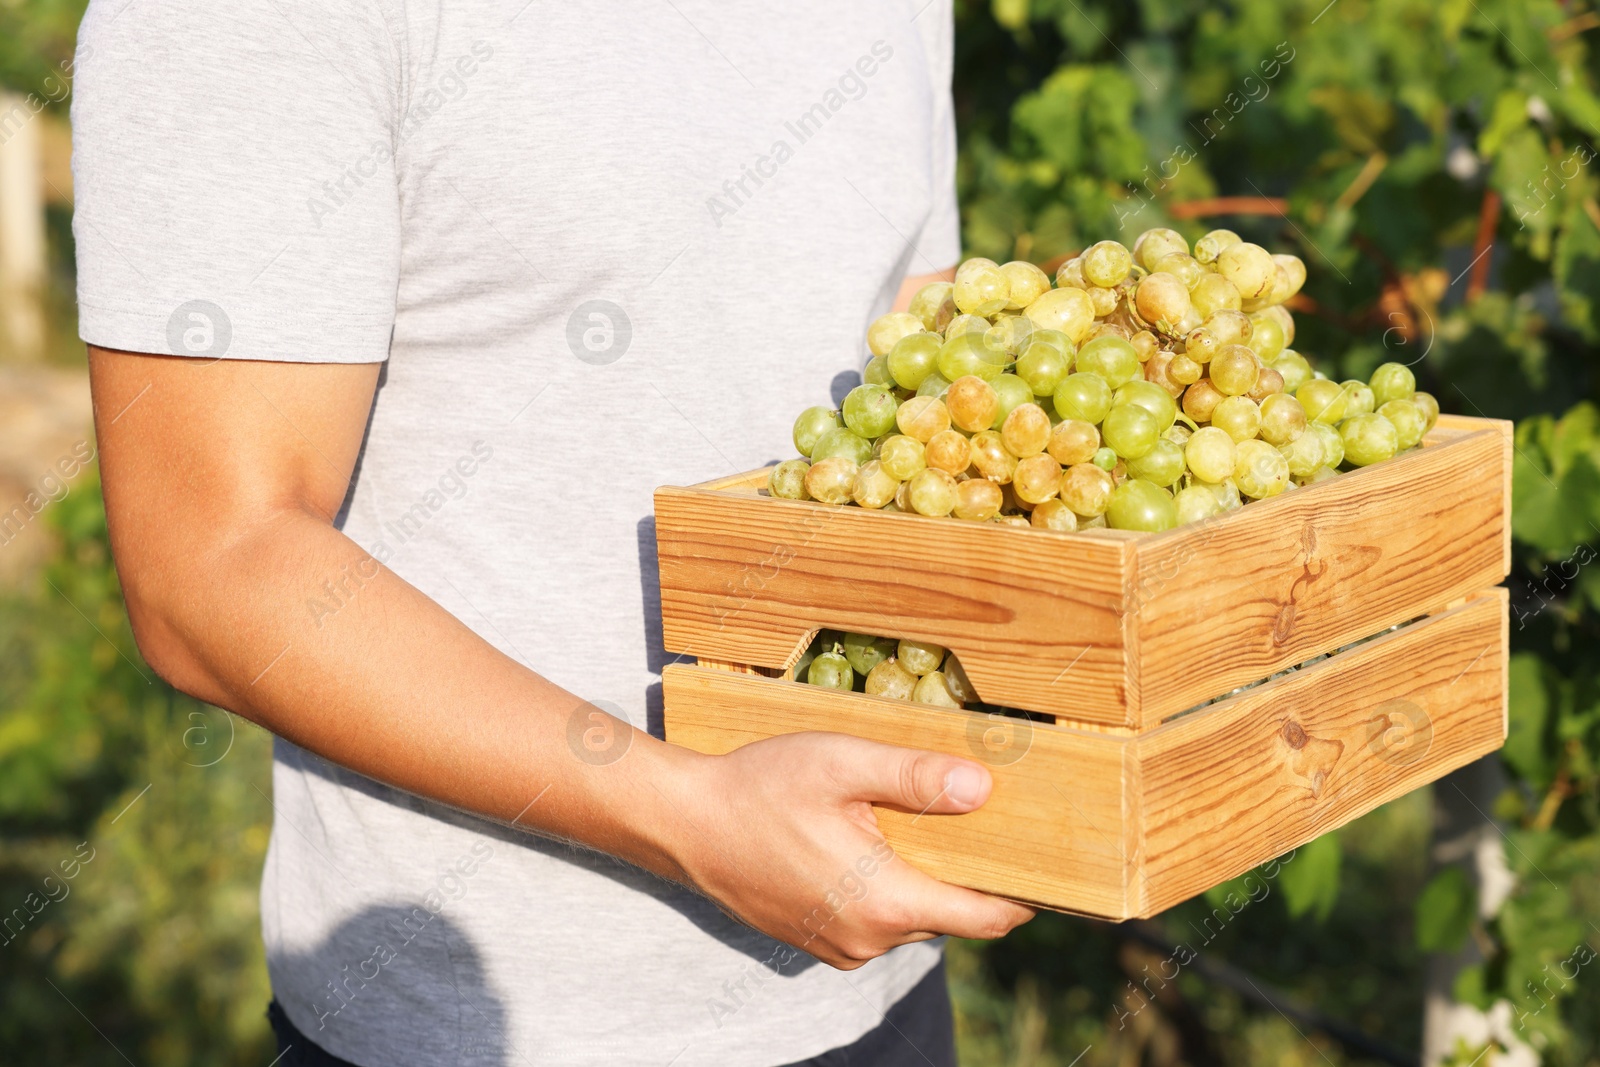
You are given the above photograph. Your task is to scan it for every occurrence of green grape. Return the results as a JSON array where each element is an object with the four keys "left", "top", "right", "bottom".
[
  {"left": 954, "top": 262, "right": 1010, "bottom": 316},
  {"left": 879, "top": 434, "right": 927, "bottom": 481},
  {"left": 1082, "top": 240, "right": 1134, "bottom": 287},
  {"left": 1270, "top": 350, "right": 1313, "bottom": 393},
  {"left": 865, "top": 658, "right": 917, "bottom": 700},
  {"left": 1368, "top": 362, "right": 1416, "bottom": 408},
  {"left": 1031, "top": 498, "right": 1079, "bottom": 531},
  {"left": 863, "top": 355, "right": 894, "bottom": 388},
  {"left": 1247, "top": 314, "right": 1286, "bottom": 360},
  {"left": 1013, "top": 454, "right": 1063, "bottom": 504},
  {"left": 1297, "top": 465, "right": 1340, "bottom": 486},
  {"left": 1340, "top": 413, "right": 1399, "bottom": 467},
  {"left": 842, "top": 384, "right": 899, "bottom": 439},
  {"left": 1001, "top": 403, "right": 1052, "bottom": 457},
  {"left": 1135, "top": 273, "right": 1194, "bottom": 330},
  {"left": 1308, "top": 421, "right": 1344, "bottom": 469},
  {"left": 866, "top": 312, "right": 924, "bottom": 357},
  {"left": 1297, "top": 379, "right": 1349, "bottom": 425},
  {"left": 907, "top": 468, "right": 958, "bottom": 516},
  {"left": 916, "top": 371, "right": 953, "bottom": 398},
  {"left": 896, "top": 395, "right": 950, "bottom": 442},
  {"left": 943, "top": 656, "right": 979, "bottom": 702},
  {"left": 1151, "top": 252, "right": 1204, "bottom": 289},
  {"left": 1193, "top": 228, "right": 1241, "bottom": 264},
  {"left": 1054, "top": 372, "right": 1114, "bottom": 424},
  {"left": 1048, "top": 419, "right": 1100, "bottom": 465},
  {"left": 803, "top": 457, "right": 858, "bottom": 504},
  {"left": 1412, "top": 391, "right": 1440, "bottom": 432},
  {"left": 987, "top": 314, "right": 1034, "bottom": 356},
  {"left": 954, "top": 478, "right": 1004, "bottom": 521},
  {"left": 1256, "top": 304, "right": 1295, "bottom": 345},
  {"left": 887, "top": 331, "right": 942, "bottom": 390},
  {"left": 1000, "top": 260, "right": 1052, "bottom": 310},
  {"left": 1106, "top": 479, "right": 1177, "bottom": 532},
  {"left": 1133, "top": 227, "right": 1190, "bottom": 270},
  {"left": 969, "top": 431, "right": 1017, "bottom": 483},
  {"left": 768, "top": 459, "right": 810, "bottom": 500},
  {"left": 842, "top": 633, "right": 897, "bottom": 676},
  {"left": 807, "top": 650, "right": 855, "bottom": 691},
  {"left": 1023, "top": 287, "right": 1096, "bottom": 343},
  {"left": 1091, "top": 447, "right": 1118, "bottom": 471},
  {"left": 793, "top": 405, "right": 841, "bottom": 457},
  {"left": 1126, "top": 438, "right": 1185, "bottom": 487},
  {"left": 1170, "top": 354, "right": 1202, "bottom": 385},
  {"left": 1277, "top": 429, "right": 1325, "bottom": 478},
  {"left": 944, "top": 313, "right": 989, "bottom": 339},
  {"left": 1174, "top": 485, "right": 1222, "bottom": 525},
  {"left": 990, "top": 374, "right": 1034, "bottom": 428},
  {"left": 947, "top": 376, "right": 1000, "bottom": 433},
  {"left": 1184, "top": 426, "right": 1237, "bottom": 483},
  {"left": 1379, "top": 399, "right": 1426, "bottom": 450},
  {"left": 1217, "top": 242, "right": 1276, "bottom": 300},
  {"left": 1211, "top": 395, "right": 1262, "bottom": 442},
  {"left": 1210, "top": 344, "right": 1261, "bottom": 397},
  {"left": 909, "top": 281, "right": 956, "bottom": 332},
  {"left": 1341, "top": 380, "right": 1376, "bottom": 418},
  {"left": 912, "top": 670, "right": 963, "bottom": 707},
  {"left": 1016, "top": 338, "right": 1072, "bottom": 396},
  {"left": 925, "top": 429, "right": 973, "bottom": 474},
  {"left": 898, "top": 638, "right": 947, "bottom": 676},
  {"left": 937, "top": 331, "right": 1008, "bottom": 382},
  {"left": 851, "top": 459, "right": 899, "bottom": 509},
  {"left": 1273, "top": 255, "right": 1306, "bottom": 301},
  {"left": 1113, "top": 380, "right": 1178, "bottom": 431},
  {"left": 1258, "top": 393, "right": 1308, "bottom": 445},
  {"left": 1191, "top": 274, "right": 1243, "bottom": 318},
  {"left": 1061, "top": 462, "right": 1114, "bottom": 515},
  {"left": 1102, "top": 403, "right": 1161, "bottom": 460},
  {"left": 810, "top": 426, "right": 874, "bottom": 465},
  {"left": 1233, "top": 439, "right": 1290, "bottom": 498}
]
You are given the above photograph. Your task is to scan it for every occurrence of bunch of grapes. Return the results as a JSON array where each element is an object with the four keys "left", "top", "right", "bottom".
[
  {"left": 772, "top": 228, "right": 1439, "bottom": 532},
  {"left": 794, "top": 630, "right": 980, "bottom": 709}
]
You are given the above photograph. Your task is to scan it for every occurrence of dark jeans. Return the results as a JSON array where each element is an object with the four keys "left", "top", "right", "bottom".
[{"left": 267, "top": 957, "right": 956, "bottom": 1067}]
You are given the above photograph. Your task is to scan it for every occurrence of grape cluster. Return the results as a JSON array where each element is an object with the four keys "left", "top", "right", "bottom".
[
  {"left": 794, "top": 630, "right": 978, "bottom": 709},
  {"left": 772, "top": 228, "right": 1440, "bottom": 533}
]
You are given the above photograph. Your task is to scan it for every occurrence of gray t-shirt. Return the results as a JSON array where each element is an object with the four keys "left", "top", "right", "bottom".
[{"left": 72, "top": 2, "right": 961, "bottom": 1064}]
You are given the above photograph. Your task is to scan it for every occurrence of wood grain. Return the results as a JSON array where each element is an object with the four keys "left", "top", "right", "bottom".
[{"left": 661, "top": 593, "right": 1507, "bottom": 919}]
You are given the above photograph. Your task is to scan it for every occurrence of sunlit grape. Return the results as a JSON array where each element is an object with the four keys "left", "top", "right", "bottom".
[
  {"left": 1297, "top": 379, "right": 1350, "bottom": 425},
  {"left": 1191, "top": 273, "right": 1243, "bottom": 319},
  {"left": 810, "top": 426, "right": 874, "bottom": 465},
  {"left": 1234, "top": 439, "right": 1290, "bottom": 498},
  {"left": 1298, "top": 465, "right": 1340, "bottom": 486},
  {"left": 1152, "top": 252, "right": 1205, "bottom": 289},
  {"left": 1054, "top": 372, "right": 1113, "bottom": 424},
  {"left": 1341, "top": 380, "right": 1376, "bottom": 417},
  {"left": 916, "top": 371, "right": 952, "bottom": 398},
  {"left": 1055, "top": 257, "right": 1087, "bottom": 289},
  {"left": 1184, "top": 327, "right": 1220, "bottom": 364},
  {"left": 1030, "top": 498, "right": 1079, "bottom": 531},
  {"left": 991, "top": 374, "right": 1034, "bottom": 428},
  {"left": 906, "top": 468, "right": 958, "bottom": 516},
  {"left": 1270, "top": 351, "right": 1313, "bottom": 393},
  {"left": 1087, "top": 285, "right": 1120, "bottom": 317},
  {"left": 1185, "top": 426, "right": 1237, "bottom": 483},
  {"left": 842, "top": 384, "right": 899, "bottom": 439},
  {"left": 909, "top": 282, "right": 956, "bottom": 333},
  {"left": 1379, "top": 398, "right": 1426, "bottom": 450},
  {"left": 1194, "top": 228, "right": 1241, "bottom": 264},
  {"left": 867, "top": 312, "right": 924, "bottom": 357},
  {"left": 953, "top": 261, "right": 1009, "bottom": 316},
  {"left": 1248, "top": 366, "right": 1286, "bottom": 401},
  {"left": 1101, "top": 403, "right": 1161, "bottom": 460},
  {"left": 1001, "top": 403, "right": 1052, "bottom": 457},
  {"left": 1308, "top": 421, "right": 1344, "bottom": 470},
  {"left": 1130, "top": 329, "right": 1159, "bottom": 362},
  {"left": 804, "top": 456, "right": 858, "bottom": 504},
  {"left": 1024, "top": 287, "right": 1097, "bottom": 343},
  {"left": 954, "top": 478, "right": 1004, "bottom": 521},
  {"left": 969, "top": 430, "right": 1018, "bottom": 483},
  {"left": 898, "top": 638, "right": 946, "bottom": 676},
  {"left": 1256, "top": 304, "right": 1295, "bottom": 346},
  {"left": 944, "top": 313, "right": 989, "bottom": 339},
  {"left": 946, "top": 375, "right": 1000, "bottom": 433},
  {"left": 1340, "top": 413, "right": 1400, "bottom": 466},
  {"left": 1369, "top": 362, "right": 1416, "bottom": 408},
  {"left": 1107, "top": 479, "right": 1177, "bottom": 532},
  {"left": 896, "top": 395, "right": 950, "bottom": 443},
  {"left": 1013, "top": 454, "right": 1064, "bottom": 504},
  {"left": 1048, "top": 419, "right": 1100, "bottom": 466},
  {"left": 887, "top": 331, "right": 942, "bottom": 390},
  {"left": 1181, "top": 378, "right": 1224, "bottom": 423},
  {"left": 1210, "top": 345, "right": 1261, "bottom": 397},
  {"left": 768, "top": 459, "right": 811, "bottom": 500},
  {"left": 998, "top": 259, "right": 1051, "bottom": 310},
  {"left": 808, "top": 650, "right": 854, "bottom": 691},
  {"left": 1082, "top": 240, "right": 1133, "bottom": 287},
  {"left": 793, "top": 406, "right": 842, "bottom": 458},
  {"left": 912, "top": 670, "right": 963, "bottom": 707},
  {"left": 865, "top": 658, "right": 917, "bottom": 700},
  {"left": 1258, "top": 392, "right": 1308, "bottom": 445},
  {"left": 1126, "top": 438, "right": 1185, "bottom": 487},
  {"left": 841, "top": 632, "right": 897, "bottom": 676},
  {"left": 987, "top": 313, "right": 1034, "bottom": 355},
  {"left": 851, "top": 460, "right": 899, "bottom": 509},
  {"left": 1218, "top": 243, "right": 1276, "bottom": 300},
  {"left": 1211, "top": 395, "right": 1263, "bottom": 442},
  {"left": 1075, "top": 335, "right": 1141, "bottom": 388},
  {"left": 1135, "top": 271, "right": 1193, "bottom": 328},
  {"left": 925, "top": 429, "right": 974, "bottom": 475},
  {"left": 1273, "top": 254, "right": 1306, "bottom": 300},
  {"left": 1133, "top": 227, "right": 1190, "bottom": 270},
  {"left": 937, "top": 331, "right": 1008, "bottom": 382},
  {"left": 1169, "top": 354, "right": 1202, "bottom": 385},
  {"left": 1092, "top": 447, "right": 1118, "bottom": 471},
  {"left": 1174, "top": 485, "right": 1223, "bottom": 525},
  {"left": 1278, "top": 430, "right": 1325, "bottom": 478},
  {"left": 1016, "top": 338, "right": 1071, "bottom": 397},
  {"left": 1412, "top": 391, "right": 1440, "bottom": 432},
  {"left": 1114, "top": 380, "right": 1178, "bottom": 431},
  {"left": 878, "top": 434, "right": 927, "bottom": 481},
  {"left": 1247, "top": 314, "right": 1286, "bottom": 360}
]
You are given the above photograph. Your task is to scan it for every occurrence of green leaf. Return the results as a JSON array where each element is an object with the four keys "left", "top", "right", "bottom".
[
  {"left": 1278, "top": 832, "right": 1341, "bottom": 921},
  {"left": 1415, "top": 866, "right": 1477, "bottom": 952},
  {"left": 1477, "top": 89, "right": 1528, "bottom": 159},
  {"left": 1505, "top": 653, "right": 1555, "bottom": 788}
]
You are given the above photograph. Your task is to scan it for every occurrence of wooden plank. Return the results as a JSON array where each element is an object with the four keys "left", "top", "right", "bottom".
[
  {"left": 656, "top": 487, "right": 1140, "bottom": 726},
  {"left": 1133, "top": 590, "right": 1507, "bottom": 916},
  {"left": 1131, "top": 422, "right": 1510, "bottom": 723},
  {"left": 662, "top": 664, "right": 1138, "bottom": 916}
]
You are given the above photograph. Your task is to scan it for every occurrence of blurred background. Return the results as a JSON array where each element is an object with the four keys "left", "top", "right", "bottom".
[{"left": 2, "top": 0, "right": 1599, "bottom": 1064}]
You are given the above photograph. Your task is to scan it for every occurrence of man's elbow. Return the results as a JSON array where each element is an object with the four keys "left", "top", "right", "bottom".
[{"left": 119, "top": 573, "right": 229, "bottom": 705}]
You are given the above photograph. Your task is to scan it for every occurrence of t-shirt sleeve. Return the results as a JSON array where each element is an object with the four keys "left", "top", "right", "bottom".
[
  {"left": 914, "top": 0, "right": 961, "bottom": 273},
  {"left": 71, "top": 0, "right": 402, "bottom": 364}
]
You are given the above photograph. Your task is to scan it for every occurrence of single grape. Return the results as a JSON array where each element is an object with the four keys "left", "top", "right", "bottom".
[
  {"left": 867, "top": 312, "right": 924, "bottom": 357},
  {"left": 1297, "top": 465, "right": 1340, "bottom": 486},
  {"left": 1181, "top": 378, "right": 1225, "bottom": 423},
  {"left": 954, "top": 261, "right": 1010, "bottom": 316},
  {"left": 912, "top": 670, "right": 962, "bottom": 707},
  {"left": 1273, "top": 254, "right": 1307, "bottom": 301},
  {"left": 1135, "top": 272, "right": 1194, "bottom": 328},
  {"left": 1013, "top": 454, "right": 1064, "bottom": 504},
  {"left": 947, "top": 375, "right": 1000, "bottom": 433},
  {"left": 898, "top": 638, "right": 947, "bottom": 676},
  {"left": 1169, "top": 353, "right": 1202, "bottom": 385},
  {"left": 916, "top": 371, "right": 953, "bottom": 398},
  {"left": 807, "top": 650, "right": 855, "bottom": 690},
  {"left": 793, "top": 406, "right": 841, "bottom": 457},
  {"left": 1191, "top": 271, "right": 1246, "bottom": 321},
  {"left": 986, "top": 313, "right": 1034, "bottom": 356},
  {"left": 1341, "top": 380, "right": 1376, "bottom": 418},
  {"left": 1217, "top": 242, "right": 1276, "bottom": 300},
  {"left": 954, "top": 478, "right": 1004, "bottom": 521},
  {"left": 896, "top": 395, "right": 950, "bottom": 442},
  {"left": 768, "top": 459, "right": 811, "bottom": 500},
  {"left": 1091, "top": 447, "right": 1118, "bottom": 471},
  {"left": 1076, "top": 335, "right": 1141, "bottom": 388},
  {"left": 1270, "top": 351, "right": 1313, "bottom": 393},
  {"left": 1412, "top": 391, "right": 1440, "bottom": 432},
  {"left": 1368, "top": 362, "right": 1416, "bottom": 408},
  {"left": 1087, "top": 285, "right": 1120, "bottom": 317},
  {"left": 804, "top": 457, "right": 858, "bottom": 504},
  {"left": 906, "top": 468, "right": 958, "bottom": 516},
  {"left": 1308, "top": 421, "right": 1345, "bottom": 469},
  {"left": 1055, "top": 257, "right": 1087, "bottom": 289},
  {"left": 1210, "top": 344, "right": 1261, "bottom": 397},
  {"left": 863, "top": 355, "right": 894, "bottom": 388},
  {"left": 842, "top": 384, "right": 899, "bottom": 439},
  {"left": 1258, "top": 393, "right": 1308, "bottom": 445},
  {"left": 1297, "top": 379, "right": 1349, "bottom": 425},
  {"left": 887, "top": 331, "right": 943, "bottom": 390},
  {"left": 810, "top": 426, "right": 874, "bottom": 465},
  {"left": 1107, "top": 479, "right": 1177, "bottom": 532},
  {"left": 937, "top": 332, "right": 1008, "bottom": 382},
  {"left": 925, "top": 429, "right": 974, "bottom": 475},
  {"left": 1234, "top": 439, "right": 1290, "bottom": 498},
  {"left": 1016, "top": 339, "right": 1071, "bottom": 397},
  {"left": 1152, "top": 252, "right": 1205, "bottom": 289},
  {"left": 908, "top": 282, "right": 956, "bottom": 333},
  {"left": 1054, "top": 372, "right": 1114, "bottom": 424},
  {"left": 1060, "top": 462, "right": 1116, "bottom": 516},
  {"left": 1247, "top": 314, "right": 1286, "bottom": 360},
  {"left": 851, "top": 459, "right": 899, "bottom": 509},
  {"left": 1174, "top": 485, "right": 1222, "bottom": 525},
  {"left": 1184, "top": 327, "right": 1221, "bottom": 365},
  {"left": 1248, "top": 365, "right": 1286, "bottom": 401},
  {"left": 1114, "top": 380, "right": 1178, "bottom": 431},
  {"left": 1126, "top": 438, "right": 1185, "bottom": 487},
  {"left": 1000, "top": 260, "right": 1052, "bottom": 310},
  {"left": 1030, "top": 498, "right": 1079, "bottom": 531},
  {"left": 1211, "top": 395, "right": 1263, "bottom": 442},
  {"left": 1256, "top": 304, "right": 1295, "bottom": 346},
  {"left": 1193, "top": 228, "right": 1241, "bottom": 264},
  {"left": 1379, "top": 398, "right": 1426, "bottom": 450},
  {"left": 1340, "top": 413, "right": 1400, "bottom": 467},
  {"left": 1048, "top": 419, "right": 1100, "bottom": 466},
  {"left": 1101, "top": 403, "right": 1161, "bottom": 460},
  {"left": 1001, "top": 402, "right": 1052, "bottom": 457},
  {"left": 878, "top": 434, "right": 927, "bottom": 481},
  {"left": 969, "top": 430, "right": 1018, "bottom": 483},
  {"left": 1082, "top": 240, "right": 1134, "bottom": 287},
  {"left": 1278, "top": 429, "right": 1326, "bottom": 478},
  {"left": 1130, "top": 329, "right": 1159, "bottom": 362},
  {"left": 864, "top": 658, "right": 917, "bottom": 700},
  {"left": 1185, "top": 426, "right": 1237, "bottom": 483},
  {"left": 1024, "top": 287, "right": 1097, "bottom": 343},
  {"left": 944, "top": 313, "right": 990, "bottom": 339},
  {"left": 1133, "top": 227, "right": 1190, "bottom": 270},
  {"left": 842, "top": 633, "right": 897, "bottom": 676},
  {"left": 990, "top": 374, "right": 1035, "bottom": 428},
  {"left": 943, "top": 655, "right": 979, "bottom": 702}
]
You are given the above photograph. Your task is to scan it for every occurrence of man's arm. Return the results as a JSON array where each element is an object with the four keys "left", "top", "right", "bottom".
[{"left": 89, "top": 345, "right": 1031, "bottom": 969}]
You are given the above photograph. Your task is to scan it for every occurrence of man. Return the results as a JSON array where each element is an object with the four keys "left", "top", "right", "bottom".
[{"left": 73, "top": 1, "right": 1032, "bottom": 1064}]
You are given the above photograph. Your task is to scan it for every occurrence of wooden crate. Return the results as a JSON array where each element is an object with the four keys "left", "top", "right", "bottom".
[{"left": 654, "top": 414, "right": 1512, "bottom": 918}]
